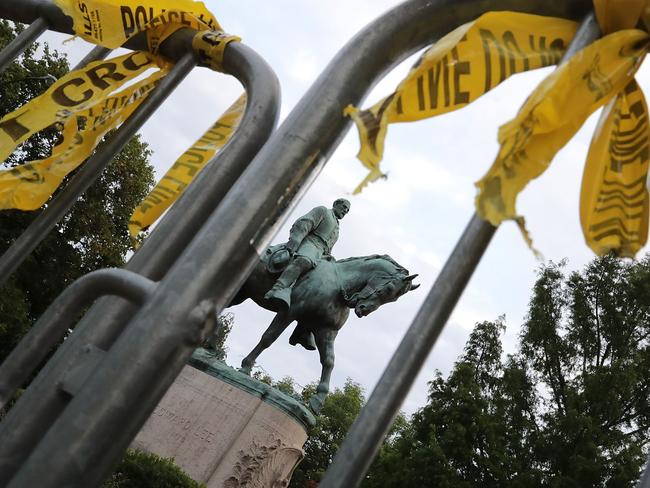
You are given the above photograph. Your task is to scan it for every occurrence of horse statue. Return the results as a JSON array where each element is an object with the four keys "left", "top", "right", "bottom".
[{"left": 229, "top": 246, "right": 420, "bottom": 412}]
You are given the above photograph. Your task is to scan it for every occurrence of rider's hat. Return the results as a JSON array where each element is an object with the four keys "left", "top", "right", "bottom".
[{"left": 267, "top": 247, "right": 291, "bottom": 274}]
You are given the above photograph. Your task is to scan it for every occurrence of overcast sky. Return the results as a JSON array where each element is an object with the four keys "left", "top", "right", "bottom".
[{"left": 40, "top": 1, "right": 650, "bottom": 415}]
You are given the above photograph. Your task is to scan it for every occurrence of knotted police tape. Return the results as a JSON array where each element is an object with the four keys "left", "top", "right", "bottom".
[
  {"left": 55, "top": 0, "right": 221, "bottom": 48},
  {"left": 0, "top": 0, "right": 243, "bottom": 236},
  {"left": 347, "top": 3, "right": 650, "bottom": 257}
]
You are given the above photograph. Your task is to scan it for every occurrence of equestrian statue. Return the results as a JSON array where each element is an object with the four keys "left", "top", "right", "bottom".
[{"left": 229, "top": 199, "right": 419, "bottom": 412}]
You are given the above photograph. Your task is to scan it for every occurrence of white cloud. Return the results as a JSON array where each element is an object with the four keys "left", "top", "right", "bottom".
[{"left": 286, "top": 49, "right": 321, "bottom": 84}]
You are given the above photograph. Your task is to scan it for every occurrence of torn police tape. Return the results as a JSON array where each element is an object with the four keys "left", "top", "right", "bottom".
[
  {"left": 0, "top": 0, "right": 242, "bottom": 230},
  {"left": 347, "top": 6, "right": 650, "bottom": 257}
]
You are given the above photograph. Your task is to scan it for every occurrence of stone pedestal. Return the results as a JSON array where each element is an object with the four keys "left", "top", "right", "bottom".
[{"left": 132, "top": 349, "right": 315, "bottom": 487}]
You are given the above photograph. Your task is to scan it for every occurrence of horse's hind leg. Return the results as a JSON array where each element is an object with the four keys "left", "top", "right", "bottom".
[
  {"left": 309, "top": 330, "right": 337, "bottom": 414},
  {"left": 240, "top": 312, "right": 291, "bottom": 374}
]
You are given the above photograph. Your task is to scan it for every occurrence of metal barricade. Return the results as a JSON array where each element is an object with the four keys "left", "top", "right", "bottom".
[
  {"left": 0, "top": 0, "right": 618, "bottom": 487},
  {"left": 0, "top": 1, "right": 280, "bottom": 486}
]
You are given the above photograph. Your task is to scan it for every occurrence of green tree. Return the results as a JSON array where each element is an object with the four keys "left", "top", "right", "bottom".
[
  {"left": 520, "top": 257, "right": 650, "bottom": 486},
  {"left": 201, "top": 312, "right": 235, "bottom": 361},
  {"left": 290, "top": 379, "right": 366, "bottom": 487},
  {"left": 367, "top": 255, "right": 650, "bottom": 487},
  {"left": 365, "top": 318, "right": 521, "bottom": 488},
  {"left": 0, "top": 20, "right": 155, "bottom": 362}
]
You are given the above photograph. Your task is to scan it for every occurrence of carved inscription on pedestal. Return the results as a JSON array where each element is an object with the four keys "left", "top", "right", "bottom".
[{"left": 152, "top": 406, "right": 217, "bottom": 444}]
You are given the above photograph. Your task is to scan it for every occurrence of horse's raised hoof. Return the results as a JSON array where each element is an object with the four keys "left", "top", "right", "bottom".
[{"left": 308, "top": 394, "right": 325, "bottom": 414}]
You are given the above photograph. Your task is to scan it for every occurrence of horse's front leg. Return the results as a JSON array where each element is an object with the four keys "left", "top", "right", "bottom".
[
  {"left": 240, "top": 312, "right": 291, "bottom": 375},
  {"left": 309, "top": 330, "right": 337, "bottom": 414}
]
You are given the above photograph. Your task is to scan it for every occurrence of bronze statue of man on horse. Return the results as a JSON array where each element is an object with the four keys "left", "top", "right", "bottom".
[{"left": 229, "top": 198, "right": 419, "bottom": 412}]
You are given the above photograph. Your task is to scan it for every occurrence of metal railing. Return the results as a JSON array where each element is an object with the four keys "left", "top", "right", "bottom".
[
  {"left": 0, "top": 1, "right": 280, "bottom": 486},
  {"left": 1, "top": 0, "right": 629, "bottom": 487}
]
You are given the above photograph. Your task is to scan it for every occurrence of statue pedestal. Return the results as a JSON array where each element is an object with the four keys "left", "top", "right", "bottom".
[{"left": 132, "top": 349, "right": 315, "bottom": 487}]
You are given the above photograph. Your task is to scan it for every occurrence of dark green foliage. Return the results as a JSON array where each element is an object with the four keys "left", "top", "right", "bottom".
[
  {"left": 274, "top": 375, "right": 298, "bottom": 396},
  {"left": 290, "top": 379, "right": 365, "bottom": 487},
  {"left": 103, "top": 450, "right": 204, "bottom": 488},
  {"left": 365, "top": 255, "right": 650, "bottom": 487},
  {"left": 0, "top": 278, "right": 30, "bottom": 360},
  {"left": 365, "top": 318, "right": 521, "bottom": 488},
  {"left": 201, "top": 312, "right": 234, "bottom": 361},
  {"left": 250, "top": 370, "right": 297, "bottom": 396},
  {"left": 0, "top": 21, "right": 155, "bottom": 362}
]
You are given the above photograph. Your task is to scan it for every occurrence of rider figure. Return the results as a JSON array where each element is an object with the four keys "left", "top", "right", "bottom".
[{"left": 265, "top": 198, "right": 351, "bottom": 308}]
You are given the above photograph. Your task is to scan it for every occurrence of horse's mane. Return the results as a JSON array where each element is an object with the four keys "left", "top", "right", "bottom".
[{"left": 336, "top": 254, "right": 408, "bottom": 275}]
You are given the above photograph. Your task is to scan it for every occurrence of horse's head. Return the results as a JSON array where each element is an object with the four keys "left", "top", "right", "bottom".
[
  {"left": 336, "top": 254, "right": 420, "bottom": 317},
  {"left": 343, "top": 254, "right": 420, "bottom": 317},
  {"left": 354, "top": 272, "right": 419, "bottom": 317}
]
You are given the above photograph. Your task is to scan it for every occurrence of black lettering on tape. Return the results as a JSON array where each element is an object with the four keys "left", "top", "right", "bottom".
[
  {"left": 154, "top": 183, "right": 176, "bottom": 196},
  {"left": 120, "top": 6, "right": 135, "bottom": 37},
  {"left": 630, "top": 100, "right": 644, "bottom": 118},
  {"left": 0, "top": 113, "right": 30, "bottom": 141},
  {"left": 416, "top": 75, "right": 425, "bottom": 111},
  {"left": 77, "top": 1, "right": 92, "bottom": 36},
  {"left": 479, "top": 29, "right": 506, "bottom": 92},
  {"left": 123, "top": 52, "right": 152, "bottom": 71},
  {"left": 549, "top": 38, "right": 565, "bottom": 65},
  {"left": 528, "top": 35, "right": 558, "bottom": 67},
  {"left": 442, "top": 55, "right": 450, "bottom": 107},
  {"left": 162, "top": 175, "right": 188, "bottom": 192},
  {"left": 134, "top": 6, "right": 148, "bottom": 31},
  {"left": 426, "top": 59, "right": 453, "bottom": 110},
  {"left": 201, "top": 131, "right": 225, "bottom": 143},
  {"left": 51, "top": 78, "right": 92, "bottom": 107},
  {"left": 86, "top": 62, "right": 125, "bottom": 90},
  {"left": 502, "top": 31, "right": 529, "bottom": 74},
  {"left": 212, "top": 121, "right": 232, "bottom": 130},
  {"left": 147, "top": 190, "right": 166, "bottom": 204},
  {"left": 180, "top": 12, "right": 192, "bottom": 26},
  {"left": 174, "top": 158, "right": 203, "bottom": 173},
  {"left": 358, "top": 93, "right": 395, "bottom": 149},
  {"left": 201, "top": 32, "right": 221, "bottom": 47},
  {"left": 451, "top": 47, "right": 470, "bottom": 105}
]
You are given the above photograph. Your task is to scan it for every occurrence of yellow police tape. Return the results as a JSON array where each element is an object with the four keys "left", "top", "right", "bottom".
[
  {"left": 0, "top": 71, "right": 165, "bottom": 209},
  {"left": 0, "top": 2, "right": 240, "bottom": 214},
  {"left": 0, "top": 51, "right": 159, "bottom": 163},
  {"left": 192, "top": 30, "right": 241, "bottom": 71},
  {"left": 128, "top": 93, "right": 246, "bottom": 239},
  {"left": 348, "top": 7, "right": 650, "bottom": 257},
  {"left": 54, "top": 0, "right": 220, "bottom": 48},
  {"left": 345, "top": 12, "right": 578, "bottom": 193},
  {"left": 580, "top": 80, "right": 650, "bottom": 258},
  {"left": 476, "top": 30, "right": 648, "bottom": 228},
  {"left": 576, "top": 0, "right": 650, "bottom": 257}
]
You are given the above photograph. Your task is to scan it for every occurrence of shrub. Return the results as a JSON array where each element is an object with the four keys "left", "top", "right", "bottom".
[{"left": 104, "top": 449, "right": 204, "bottom": 488}]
